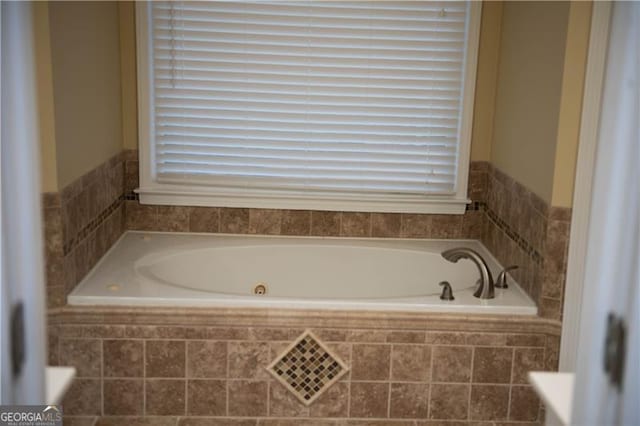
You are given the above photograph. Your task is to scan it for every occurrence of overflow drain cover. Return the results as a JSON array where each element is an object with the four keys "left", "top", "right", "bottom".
[{"left": 253, "top": 283, "right": 267, "bottom": 295}]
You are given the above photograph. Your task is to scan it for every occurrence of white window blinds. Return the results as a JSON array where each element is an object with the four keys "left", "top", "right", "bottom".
[{"left": 143, "top": 1, "right": 478, "bottom": 206}]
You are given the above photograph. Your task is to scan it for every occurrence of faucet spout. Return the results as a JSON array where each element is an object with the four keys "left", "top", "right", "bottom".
[{"left": 441, "top": 248, "right": 495, "bottom": 299}]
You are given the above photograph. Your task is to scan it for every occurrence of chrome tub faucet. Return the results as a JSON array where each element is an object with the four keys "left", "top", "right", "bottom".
[{"left": 441, "top": 248, "right": 495, "bottom": 299}]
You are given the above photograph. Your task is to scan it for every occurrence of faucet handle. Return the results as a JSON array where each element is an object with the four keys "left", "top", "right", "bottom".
[
  {"left": 495, "top": 265, "right": 518, "bottom": 289},
  {"left": 439, "top": 281, "right": 455, "bottom": 301}
]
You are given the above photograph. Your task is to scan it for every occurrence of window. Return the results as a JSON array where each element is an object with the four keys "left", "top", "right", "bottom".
[{"left": 136, "top": 1, "right": 481, "bottom": 213}]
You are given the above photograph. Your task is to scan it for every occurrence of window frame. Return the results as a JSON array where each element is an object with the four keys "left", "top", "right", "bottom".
[{"left": 135, "top": 1, "right": 482, "bottom": 214}]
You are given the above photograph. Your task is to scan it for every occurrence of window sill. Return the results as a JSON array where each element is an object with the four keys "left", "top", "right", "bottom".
[{"left": 136, "top": 186, "right": 469, "bottom": 214}]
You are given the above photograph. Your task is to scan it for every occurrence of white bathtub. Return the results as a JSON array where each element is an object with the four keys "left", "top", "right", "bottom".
[{"left": 68, "top": 231, "right": 537, "bottom": 315}]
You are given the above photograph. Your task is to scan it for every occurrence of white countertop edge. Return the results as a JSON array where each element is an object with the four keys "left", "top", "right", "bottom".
[
  {"left": 46, "top": 366, "right": 76, "bottom": 405},
  {"left": 529, "top": 371, "right": 575, "bottom": 425}
]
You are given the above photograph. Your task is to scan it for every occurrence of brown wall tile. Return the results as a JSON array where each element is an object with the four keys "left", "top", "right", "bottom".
[
  {"left": 390, "top": 383, "right": 429, "bottom": 419},
  {"left": 309, "top": 381, "right": 349, "bottom": 418},
  {"left": 179, "top": 420, "right": 255, "bottom": 426},
  {"left": 187, "top": 341, "right": 227, "bottom": 378},
  {"left": 62, "top": 379, "right": 102, "bottom": 415},
  {"left": 145, "top": 379, "right": 186, "bottom": 415},
  {"left": 281, "top": 210, "right": 311, "bottom": 235},
  {"left": 126, "top": 201, "right": 157, "bottom": 231},
  {"left": 544, "top": 335, "right": 560, "bottom": 371},
  {"left": 59, "top": 339, "right": 102, "bottom": 378},
  {"left": 401, "top": 214, "right": 431, "bottom": 238},
  {"left": 349, "top": 382, "right": 389, "bottom": 418},
  {"left": 472, "top": 347, "right": 513, "bottom": 384},
  {"left": 371, "top": 213, "right": 401, "bottom": 237},
  {"left": 512, "top": 348, "right": 544, "bottom": 384},
  {"left": 228, "top": 341, "right": 271, "bottom": 379},
  {"left": 465, "top": 333, "right": 507, "bottom": 346},
  {"left": 311, "top": 211, "right": 341, "bottom": 236},
  {"left": 187, "top": 380, "right": 226, "bottom": 416},
  {"left": 387, "top": 331, "right": 425, "bottom": 344},
  {"left": 103, "top": 339, "right": 143, "bottom": 377},
  {"left": 425, "top": 332, "right": 466, "bottom": 346},
  {"left": 429, "top": 384, "right": 469, "bottom": 420},
  {"left": 249, "top": 209, "right": 282, "bottom": 235},
  {"left": 157, "top": 206, "right": 190, "bottom": 232},
  {"left": 269, "top": 381, "right": 309, "bottom": 417},
  {"left": 189, "top": 207, "right": 219, "bottom": 233},
  {"left": 125, "top": 325, "right": 190, "bottom": 339},
  {"left": 430, "top": 215, "right": 462, "bottom": 239},
  {"left": 145, "top": 340, "right": 185, "bottom": 378},
  {"left": 103, "top": 379, "right": 143, "bottom": 415},
  {"left": 505, "top": 334, "right": 546, "bottom": 347},
  {"left": 347, "top": 330, "right": 387, "bottom": 343},
  {"left": 432, "top": 346, "right": 472, "bottom": 383},
  {"left": 260, "top": 421, "right": 332, "bottom": 426},
  {"left": 391, "top": 345, "right": 431, "bottom": 382},
  {"left": 469, "top": 385, "right": 509, "bottom": 421},
  {"left": 351, "top": 344, "right": 390, "bottom": 380},
  {"left": 205, "top": 327, "right": 250, "bottom": 341},
  {"left": 311, "top": 329, "right": 348, "bottom": 342},
  {"left": 509, "top": 386, "right": 540, "bottom": 421},
  {"left": 124, "top": 160, "right": 139, "bottom": 194},
  {"left": 228, "top": 380, "right": 268, "bottom": 417},
  {"left": 220, "top": 208, "right": 250, "bottom": 234},
  {"left": 341, "top": 212, "right": 371, "bottom": 237},
  {"left": 47, "top": 327, "right": 60, "bottom": 366}
]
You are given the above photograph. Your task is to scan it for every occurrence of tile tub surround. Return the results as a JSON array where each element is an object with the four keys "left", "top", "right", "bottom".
[
  {"left": 480, "top": 164, "right": 572, "bottom": 321},
  {"left": 48, "top": 306, "right": 560, "bottom": 425},
  {"left": 42, "top": 152, "right": 126, "bottom": 308}
]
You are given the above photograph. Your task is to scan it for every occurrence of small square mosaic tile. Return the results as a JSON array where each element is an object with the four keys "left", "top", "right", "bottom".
[{"left": 267, "top": 330, "right": 348, "bottom": 405}]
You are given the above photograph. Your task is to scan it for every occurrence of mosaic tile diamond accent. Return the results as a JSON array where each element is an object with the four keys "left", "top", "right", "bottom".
[{"left": 267, "top": 330, "right": 348, "bottom": 405}]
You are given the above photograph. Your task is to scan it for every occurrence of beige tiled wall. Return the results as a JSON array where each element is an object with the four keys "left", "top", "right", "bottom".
[
  {"left": 42, "top": 151, "right": 126, "bottom": 308},
  {"left": 479, "top": 164, "right": 571, "bottom": 320},
  {"left": 49, "top": 308, "right": 560, "bottom": 425}
]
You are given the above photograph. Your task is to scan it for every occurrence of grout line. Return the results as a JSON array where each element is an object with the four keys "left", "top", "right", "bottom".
[
  {"left": 226, "top": 340, "right": 230, "bottom": 416},
  {"left": 142, "top": 340, "right": 147, "bottom": 415},
  {"left": 184, "top": 342, "right": 189, "bottom": 416},
  {"left": 100, "top": 340, "right": 104, "bottom": 416},
  {"left": 427, "top": 345, "right": 434, "bottom": 419},
  {"left": 508, "top": 348, "right": 516, "bottom": 421},
  {"left": 346, "top": 343, "right": 352, "bottom": 418},
  {"left": 467, "top": 346, "right": 475, "bottom": 420}
]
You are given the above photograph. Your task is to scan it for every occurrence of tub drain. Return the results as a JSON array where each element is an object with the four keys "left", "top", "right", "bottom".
[{"left": 253, "top": 283, "right": 267, "bottom": 295}]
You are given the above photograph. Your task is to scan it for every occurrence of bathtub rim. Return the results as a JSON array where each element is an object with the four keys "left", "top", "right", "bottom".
[{"left": 67, "top": 230, "right": 538, "bottom": 315}]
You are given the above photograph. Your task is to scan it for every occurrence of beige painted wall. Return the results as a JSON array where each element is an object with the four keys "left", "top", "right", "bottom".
[
  {"left": 470, "top": 1, "right": 503, "bottom": 162},
  {"left": 48, "top": 1, "right": 123, "bottom": 189},
  {"left": 551, "top": 2, "right": 592, "bottom": 208},
  {"left": 491, "top": 1, "right": 570, "bottom": 204},
  {"left": 119, "top": 2, "right": 138, "bottom": 151},
  {"left": 33, "top": 3, "right": 58, "bottom": 192}
]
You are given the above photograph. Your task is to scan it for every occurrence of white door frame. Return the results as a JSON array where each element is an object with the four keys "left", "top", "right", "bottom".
[
  {"left": 0, "top": 1, "right": 47, "bottom": 404},
  {"left": 559, "top": 1, "right": 611, "bottom": 372},
  {"left": 570, "top": 0, "right": 639, "bottom": 421}
]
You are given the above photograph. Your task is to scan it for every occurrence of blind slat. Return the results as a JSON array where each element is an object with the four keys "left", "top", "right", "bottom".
[
  {"left": 156, "top": 134, "right": 458, "bottom": 146},
  {"left": 157, "top": 144, "right": 457, "bottom": 160},
  {"left": 155, "top": 88, "right": 461, "bottom": 109},
  {"left": 150, "top": 1, "right": 470, "bottom": 195}
]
